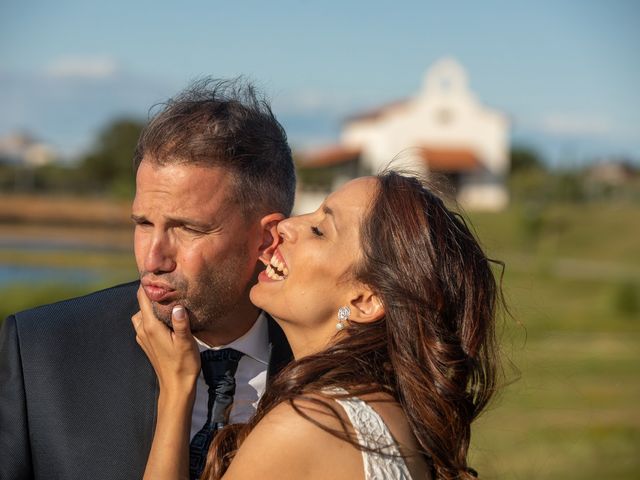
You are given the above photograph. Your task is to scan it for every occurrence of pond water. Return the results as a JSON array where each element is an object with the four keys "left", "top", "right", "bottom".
[
  {"left": 0, "top": 237, "right": 132, "bottom": 286},
  {"left": 0, "top": 264, "right": 104, "bottom": 286}
]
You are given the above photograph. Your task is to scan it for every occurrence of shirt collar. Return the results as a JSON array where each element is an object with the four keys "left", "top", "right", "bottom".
[{"left": 194, "top": 311, "right": 270, "bottom": 365}]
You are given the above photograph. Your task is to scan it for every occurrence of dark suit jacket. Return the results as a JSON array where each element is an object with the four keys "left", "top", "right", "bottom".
[{"left": 0, "top": 281, "right": 292, "bottom": 480}]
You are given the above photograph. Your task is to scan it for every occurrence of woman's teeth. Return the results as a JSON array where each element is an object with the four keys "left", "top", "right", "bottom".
[{"left": 266, "top": 254, "right": 288, "bottom": 280}]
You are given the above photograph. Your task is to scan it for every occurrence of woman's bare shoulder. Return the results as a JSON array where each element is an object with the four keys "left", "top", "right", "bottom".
[{"left": 222, "top": 396, "right": 364, "bottom": 480}]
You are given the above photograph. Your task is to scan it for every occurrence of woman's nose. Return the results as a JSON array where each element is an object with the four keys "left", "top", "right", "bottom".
[{"left": 276, "top": 216, "right": 299, "bottom": 242}]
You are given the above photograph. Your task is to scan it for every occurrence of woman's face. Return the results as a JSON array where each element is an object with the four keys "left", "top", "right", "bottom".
[{"left": 250, "top": 176, "right": 378, "bottom": 340}]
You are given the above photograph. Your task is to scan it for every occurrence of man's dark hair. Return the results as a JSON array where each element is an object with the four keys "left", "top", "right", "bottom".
[{"left": 134, "top": 77, "right": 295, "bottom": 217}]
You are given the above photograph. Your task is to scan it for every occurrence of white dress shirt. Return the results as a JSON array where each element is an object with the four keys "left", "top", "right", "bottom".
[{"left": 190, "top": 311, "right": 270, "bottom": 439}]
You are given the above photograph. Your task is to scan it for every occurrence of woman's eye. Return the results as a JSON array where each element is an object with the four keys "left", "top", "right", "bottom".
[{"left": 311, "top": 226, "right": 324, "bottom": 237}]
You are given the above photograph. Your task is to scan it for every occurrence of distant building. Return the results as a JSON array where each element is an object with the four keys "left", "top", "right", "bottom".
[
  {"left": 296, "top": 58, "right": 510, "bottom": 213},
  {"left": 585, "top": 160, "right": 637, "bottom": 186},
  {"left": 0, "top": 132, "right": 57, "bottom": 167}
]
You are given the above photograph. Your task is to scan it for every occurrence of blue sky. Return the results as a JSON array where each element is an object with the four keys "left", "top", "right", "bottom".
[{"left": 1, "top": 0, "right": 639, "bottom": 165}]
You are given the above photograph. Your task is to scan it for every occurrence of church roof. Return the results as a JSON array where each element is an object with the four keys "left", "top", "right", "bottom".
[
  {"left": 298, "top": 144, "right": 481, "bottom": 173},
  {"left": 420, "top": 147, "right": 480, "bottom": 172},
  {"left": 297, "top": 145, "right": 362, "bottom": 168}
]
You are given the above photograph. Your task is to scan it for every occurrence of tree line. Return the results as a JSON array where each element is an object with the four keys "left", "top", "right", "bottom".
[
  {"left": 0, "top": 119, "right": 144, "bottom": 198},
  {"left": 1, "top": 117, "right": 638, "bottom": 204}
]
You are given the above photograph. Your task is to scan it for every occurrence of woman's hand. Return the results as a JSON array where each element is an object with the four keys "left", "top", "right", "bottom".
[
  {"left": 132, "top": 287, "right": 201, "bottom": 398},
  {"left": 133, "top": 288, "right": 199, "bottom": 480}
]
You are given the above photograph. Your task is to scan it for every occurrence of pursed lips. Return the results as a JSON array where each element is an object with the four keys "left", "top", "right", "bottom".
[{"left": 141, "top": 279, "right": 176, "bottom": 302}]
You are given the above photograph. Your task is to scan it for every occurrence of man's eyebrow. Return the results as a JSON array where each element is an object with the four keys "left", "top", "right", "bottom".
[
  {"left": 130, "top": 214, "right": 214, "bottom": 230},
  {"left": 167, "top": 216, "right": 216, "bottom": 230},
  {"left": 165, "top": 217, "right": 219, "bottom": 231}
]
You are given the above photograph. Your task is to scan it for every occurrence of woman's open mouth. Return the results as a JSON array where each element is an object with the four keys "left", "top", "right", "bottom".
[{"left": 264, "top": 249, "right": 289, "bottom": 281}]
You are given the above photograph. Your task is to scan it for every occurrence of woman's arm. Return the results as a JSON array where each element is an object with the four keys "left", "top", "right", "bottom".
[
  {"left": 145, "top": 389, "right": 195, "bottom": 480},
  {"left": 132, "top": 288, "right": 201, "bottom": 480}
]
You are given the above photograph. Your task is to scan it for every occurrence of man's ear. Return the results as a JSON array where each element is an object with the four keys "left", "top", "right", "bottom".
[
  {"left": 348, "top": 286, "right": 385, "bottom": 324},
  {"left": 258, "top": 213, "right": 285, "bottom": 265}
]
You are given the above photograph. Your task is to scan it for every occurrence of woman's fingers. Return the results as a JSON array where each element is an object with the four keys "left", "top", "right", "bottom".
[
  {"left": 132, "top": 289, "right": 200, "bottom": 389},
  {"left": 137, "top": 287, "right": 155, "bottom": 326},
  {"left": 131, "top": 311, "right": 146, "bottom": 343},
  {"left": 131, "top": 311, "right": 151, "bottom": 356},
  {"left": 136, "top": 286, "right": 193, "bottom": 348},
  {"left": 131, "top": 311, "right": 143, "bottom": 333},
  {"left": 170, "top": 306, "right": 201, "bottom": 375},
  {"left": 171, "top": 305, "right": 191, "bottom": 340},
  {"left": 136, "top": 286, "right": 171, "bottom": 339}
]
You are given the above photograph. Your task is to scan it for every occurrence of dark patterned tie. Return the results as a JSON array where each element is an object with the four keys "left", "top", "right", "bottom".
[{"left": 189, "top": 348, "right": 244, "bottom": 480}]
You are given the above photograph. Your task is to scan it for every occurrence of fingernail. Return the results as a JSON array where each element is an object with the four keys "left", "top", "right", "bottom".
[{"left": 172, "top": 305, "right": 187, "bottom": 320}]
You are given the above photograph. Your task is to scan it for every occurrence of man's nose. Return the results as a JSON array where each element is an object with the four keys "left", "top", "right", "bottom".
[{"left": 144, "top": 233, "right": 177, "bottom": 273}]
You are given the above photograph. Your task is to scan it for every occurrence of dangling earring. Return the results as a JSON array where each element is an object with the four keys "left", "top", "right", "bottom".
[{"left": 336, "top": 306, "right": 350, "bottom": 331}]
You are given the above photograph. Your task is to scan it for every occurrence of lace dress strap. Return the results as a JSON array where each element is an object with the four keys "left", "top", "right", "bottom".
[{"left": 331, "top": 390, "right": 413, "bottom": 480}]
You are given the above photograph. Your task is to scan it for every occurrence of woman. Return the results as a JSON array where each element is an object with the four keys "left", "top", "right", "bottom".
[{"left": 132, "top": 171, "right": 501, "bottom": 479}]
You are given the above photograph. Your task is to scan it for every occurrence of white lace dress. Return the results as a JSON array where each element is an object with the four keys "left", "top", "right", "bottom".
[{"left": 332, "top": 393, "right": 413, "bottom": 480}]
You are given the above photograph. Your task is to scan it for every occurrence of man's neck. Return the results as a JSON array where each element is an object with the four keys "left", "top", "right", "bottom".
[{"left": 195, "top": 302, "right": 261, "bottom": 347}]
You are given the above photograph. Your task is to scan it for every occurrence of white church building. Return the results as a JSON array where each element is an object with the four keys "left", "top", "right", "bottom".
[{"left": 296, "top": 58, "right": 510, "bottom": 212}]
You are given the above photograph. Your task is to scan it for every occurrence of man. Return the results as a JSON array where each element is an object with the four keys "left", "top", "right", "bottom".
[{"left": 0, "top": 78, "right": 295, "bottom": 480}]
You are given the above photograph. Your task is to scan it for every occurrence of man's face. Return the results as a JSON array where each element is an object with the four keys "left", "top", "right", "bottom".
[{"left": 132, "top": 160, "right": 262, "bottom": 333}]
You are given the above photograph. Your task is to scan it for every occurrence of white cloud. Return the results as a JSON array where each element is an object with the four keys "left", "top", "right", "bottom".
[
  {"left": 540, "top": 113, "right": 613, "bottom": 136},
  {"left": 45, "top": 56, "right": 120, "bottom": 79}
]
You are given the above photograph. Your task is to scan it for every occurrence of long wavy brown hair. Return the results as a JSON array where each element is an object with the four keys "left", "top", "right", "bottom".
[{"left": 203, "top": 171, "right": 503, "bottom": 479}]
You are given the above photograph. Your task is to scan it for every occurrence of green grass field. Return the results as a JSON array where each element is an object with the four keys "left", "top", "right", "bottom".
[
  {"left": 467, "top": 202, "right": 640, "bottom": 479},
  {"left": 1, "top": 200, "right": 638, "bottom": 479}
]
